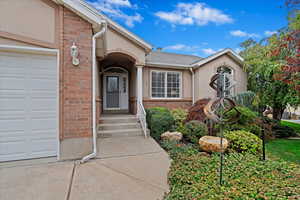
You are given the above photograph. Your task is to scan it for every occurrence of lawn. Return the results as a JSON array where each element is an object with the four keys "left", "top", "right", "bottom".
[
  {"left": 266, "top": 139, "right": 300, "bottom": 164},
  {"left": 163, "top": 142, "right": 300, "bottom": 200},
  {"left": 281, "top": 120, "right": 300, "bottom": 134}
]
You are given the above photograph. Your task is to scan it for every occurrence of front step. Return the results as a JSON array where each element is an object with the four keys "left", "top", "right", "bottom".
[
  {"left": 98, "top": 122, "right": 141, "bottom": 131},
  {"left": 98, "top": 128, "right": 144, "bottom": 138},
  {"left": 98, "top": 114, "right": 146, "bottom": 138},
  {"left": 99, "top": 115, "right": 137, "bottom": 124}
]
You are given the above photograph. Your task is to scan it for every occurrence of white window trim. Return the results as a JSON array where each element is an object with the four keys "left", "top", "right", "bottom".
[
  {"left": 150, "top": 70, "right": 182, "bottom": 99},
  {"left": 216, "top": 66, "right": 236, "bottom": 97}
]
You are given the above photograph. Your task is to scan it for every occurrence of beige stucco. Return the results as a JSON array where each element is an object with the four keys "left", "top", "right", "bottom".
[
  {"left": 0, "top": 0, "right": 56, "bottom": 44},
  {"left": 105, "top": 27, "right": 146, "bottom": 65},
  {"left": 143, "top": 66, "right": 192, "bottom": 99},
  {"left": 0, "top": 37, "right": 40, "bottom": 47},
  {"left": 194, "top": 54, "right": 247, "bottom": 100}
]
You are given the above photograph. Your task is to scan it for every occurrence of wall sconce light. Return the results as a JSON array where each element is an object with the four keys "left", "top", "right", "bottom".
[{"left": 70, "top": 42, "right": 80, "bottom": 66}]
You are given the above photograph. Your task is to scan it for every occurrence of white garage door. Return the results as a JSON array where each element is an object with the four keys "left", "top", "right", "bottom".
[{"left": 0, "top": 49, "right": 58, "bottom": 162}]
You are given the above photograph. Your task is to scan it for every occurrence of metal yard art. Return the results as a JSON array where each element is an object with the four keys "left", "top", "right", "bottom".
[{"left": 204, "top": 67, "right": 240, "bottom": 185}]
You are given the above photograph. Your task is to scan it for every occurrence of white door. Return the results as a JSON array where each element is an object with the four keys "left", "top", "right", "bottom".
[{"left": 0, "top": 51, "right": 58, "bottom": 162}]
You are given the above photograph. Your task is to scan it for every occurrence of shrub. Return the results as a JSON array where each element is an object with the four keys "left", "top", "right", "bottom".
[
  {"left": 186, "top": 98, "right": 210, "bottom": 122},
  {"left": 223, "top": 106, "right": 262, "bottom": 136},
  {"left": 171, "top": 109, "right": 187, "bottom": 132},
  {"left": 183, "top": 120, "right": 208, "bottom": 144},
  {"left": 160, "top": 140, "right": 198, "bottom": 159},
  {"left": 146, "top": 107, "right": 169, "bottom": 128},
  {"left": 224, "top": 130, "right": 262, "bottom": 155},
  {"left": 146, "top": 107, "right": 174, "bottom": 140},
  {"left": 272, "top": 123, "right": 297, "bottom": 138},
  {"left": 165, "top": 152, "right": 300, "bottom": 200},
  {"left": 233, "top": 91, "right": 258, "bottom": 111},
  {"left": 281, "top": 120, "right": 300, "bottom": 134}
]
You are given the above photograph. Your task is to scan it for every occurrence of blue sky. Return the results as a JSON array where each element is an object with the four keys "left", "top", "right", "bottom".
[{"left": 88, "top": 0, "right": 289, "bottom": 57}]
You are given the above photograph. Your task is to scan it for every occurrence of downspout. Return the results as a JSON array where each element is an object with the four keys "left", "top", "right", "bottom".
[
  {"left": 189, "top": 67, "right": 195, "bottom": 104},
  {"left": 81, "top": 21, "right": 107, "bottom": 163}
]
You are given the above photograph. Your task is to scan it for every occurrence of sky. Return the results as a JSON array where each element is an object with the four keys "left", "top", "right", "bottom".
[{"left": 87, "top": 0, "right": 289, "bottom": 57}]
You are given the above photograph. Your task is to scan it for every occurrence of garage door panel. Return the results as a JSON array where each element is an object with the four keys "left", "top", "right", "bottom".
[
  {"left": 0, "top": 119, "right": 26, "bottom": 132},
  {"left": 0, "top": 53, "right": 28, "bottom": 67},
  {"left": 31, "top": 98, "right": 56, "bottom": 111},
  {"left": 31, "top": 118, "right": 57, "bottom": 130},
  {"left": 0, "top": 51, "right": 58, "bottom": 162},
  {"left": 0, "top": 98, "right": 26, "bottom": 111},
  {"left": 29, "top": 79, "right": 57, "bottom": 91},
  {"left": 0, "top": 77, "right": 26, "bottom": 91}
]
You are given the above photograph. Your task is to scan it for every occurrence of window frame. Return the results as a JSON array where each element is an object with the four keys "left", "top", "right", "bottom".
[
  {"left": 150, "top": 70, "right": 182, "bottom": 99},
  {"left": 216, "top": 66, "right": 235, "bottom": 97}
]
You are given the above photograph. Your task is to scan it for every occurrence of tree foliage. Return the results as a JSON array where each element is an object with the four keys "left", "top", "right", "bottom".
[{"left": 240, "top": 7, "right": 300, "bottom": 120}]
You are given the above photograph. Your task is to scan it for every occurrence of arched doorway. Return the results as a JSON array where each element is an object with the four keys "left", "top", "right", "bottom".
[{"left": 103, "top": 67, "right": 129, "bottom": 111}]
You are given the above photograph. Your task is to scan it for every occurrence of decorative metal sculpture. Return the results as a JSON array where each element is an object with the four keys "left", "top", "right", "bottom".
[{"left": 203, "top": 67, "right": 240, "bottom": 185}]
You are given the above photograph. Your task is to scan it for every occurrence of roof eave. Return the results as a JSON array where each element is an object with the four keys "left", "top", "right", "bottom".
[
  {"left": 54, "top": 0, "right": 152, "bottom": 51},
  {"left": 191, "top": 48, "right": 244, "bottom": 68},
  {"left": 146, "top": 62, "right": 190, "bottom": 69}
]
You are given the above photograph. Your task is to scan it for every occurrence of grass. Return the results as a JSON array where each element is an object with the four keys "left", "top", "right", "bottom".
[
  {"left": 266, "top": 139, "right": 300, "bottom": 164},
  {"left": 162, "top": 141, "right": 300, "bottom": 200},
  {"left": 281, "top": 120, "right": 300, "bottom": 134}
]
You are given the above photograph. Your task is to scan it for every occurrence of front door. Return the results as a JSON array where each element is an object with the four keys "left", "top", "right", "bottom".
[{"left": 106, "top": 76, "right": 119, "bottom": 109}]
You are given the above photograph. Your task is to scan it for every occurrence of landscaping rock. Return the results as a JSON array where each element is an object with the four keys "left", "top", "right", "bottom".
[
  {"left": 161, "top": 131, "right": 183, "bottom": 141},
  {"left": 199, "top": 136, "right": 228, "bottom": 153},
  {"left": 199, "top": 152, "right": 211, "bottom": 157}
]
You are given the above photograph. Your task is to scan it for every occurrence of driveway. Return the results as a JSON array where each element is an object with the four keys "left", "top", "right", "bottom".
[{"left": 0, "top": 136, "right": 170, "bottom": 200}]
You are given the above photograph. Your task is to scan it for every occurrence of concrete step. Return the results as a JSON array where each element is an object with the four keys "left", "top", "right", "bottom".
[
  {"left": 99, "top": 115, "right": 138, "bottom": 124},
  {"left": 98, "top": 128, "right": 144, "bottom": 138},
  {"left": 98, "top": 122, "right": 141, "bottom": 131}
]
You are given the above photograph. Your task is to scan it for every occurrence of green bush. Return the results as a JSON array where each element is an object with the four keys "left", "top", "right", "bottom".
[
  {"left": 146, "top": 107, "right": 170, "bottom": 128},
  {"left": 272, "top": 123, "right": 297, "bottom": 138},
  {"left": 233, "top": 91, "right": 258, "bottom": 111},
  {"left": 170, "top": 109, "right": 187, "bottom": 132},
  {"left": 160, "top": 140, "right": 198, "bottom": 159},
  {"left": 223, "top": 106, "right": 262, "bottom": 136},
  {"left": 183, "top": 120, "right": 208, "bottom": 144},
  {"left": 165, "top": 151, "right": 300, "bottom": 200},
  {"left": 224, "top": 130, "right": 262, "bottom": 155},
  {"left": 146, "top": 107, "right": 174, "bottom": 140},
  {"left": 281, "top": 120, "right": 300, "bottom": 134}
]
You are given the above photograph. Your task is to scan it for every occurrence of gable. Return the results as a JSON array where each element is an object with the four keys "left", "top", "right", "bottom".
[
  {"left": 0, "top": 0, "right": 58, "bottom": 47},
  {"left": 105, "top": 27, "right": 147, "bottom": 65}
]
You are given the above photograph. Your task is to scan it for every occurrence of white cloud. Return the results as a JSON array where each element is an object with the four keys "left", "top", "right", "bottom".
[
  {"left": 264, "top": 30, "right": 277, "bottom": 36},
  {"left": 164, "top": 44, "right": 199, "bottom": 51},
  {"left": 201, "top": 48, "right": 217, "bottom": 55},
  {"left": 234, "top": 48, "right": 242, "bottom": 53},
  {"left": 201, "top": 48, "right": 224, "bottom": 55},
  {"left": 88, "top": 0, "right": 142, "bottom": 27},
  {"left": 230, "top": 30, "right": 260, "bottom": 38},
  {"left": 107, "top": 0, "right": 132, "bottom": 7},
  {"left": 155, "top": 2, "right": 233, "bottom": 26}
]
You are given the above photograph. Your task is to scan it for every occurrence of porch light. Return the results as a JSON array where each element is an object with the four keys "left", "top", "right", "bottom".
[{"left": 70, "top": 42, "right": 80, "bottom": 66}]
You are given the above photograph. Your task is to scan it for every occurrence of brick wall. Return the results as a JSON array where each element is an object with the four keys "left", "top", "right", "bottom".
[
  {"left": 61, "top": 7, "right": 93, "bottom": 139},
  {"left": 143, "top": 99, "right": 192, "bottom": 110}
]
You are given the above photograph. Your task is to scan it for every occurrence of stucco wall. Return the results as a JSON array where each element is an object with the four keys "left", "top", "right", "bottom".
[
  {"left": 0, "top": 0, "right": 57, "bottom": 47},
  {"left": 143, "top": 66, "right": 192, "bottom": 99},
  {"left": 0, "top": 37, "right": 41, "bottom": 47},
  {"left": 105, "top": 27, "right": 146, "bottom": 65},
  {"left": 194, "top": 54, "right": 247, "bottom": 100}
]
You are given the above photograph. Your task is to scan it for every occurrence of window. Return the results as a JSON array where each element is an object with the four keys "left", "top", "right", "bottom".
[
  {"left": 216, "top": 66, "right": 234, "bottom": 97},
  {"left": 151, "top": 71, "right": 181, "bottom": 98}
]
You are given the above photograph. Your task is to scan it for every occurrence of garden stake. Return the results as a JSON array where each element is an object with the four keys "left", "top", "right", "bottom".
[
  {"left": 203, "top": 68, "right": 240, "bottom": 186},
  {"left": 262, "top": 127, "right": 266, "bottom": 161}
]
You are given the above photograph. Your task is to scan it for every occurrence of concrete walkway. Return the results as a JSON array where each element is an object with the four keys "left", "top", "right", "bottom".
[{"left": 0, "top": 136, "right": 170, "bottom": 200}]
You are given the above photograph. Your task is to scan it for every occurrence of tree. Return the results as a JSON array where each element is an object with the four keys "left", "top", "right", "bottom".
[
  {"left": 240, "top": 36, "right": 300, "bottom": 120},
  {"left": 240, "top": 1, "right": 300, "bottom": 120}
]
